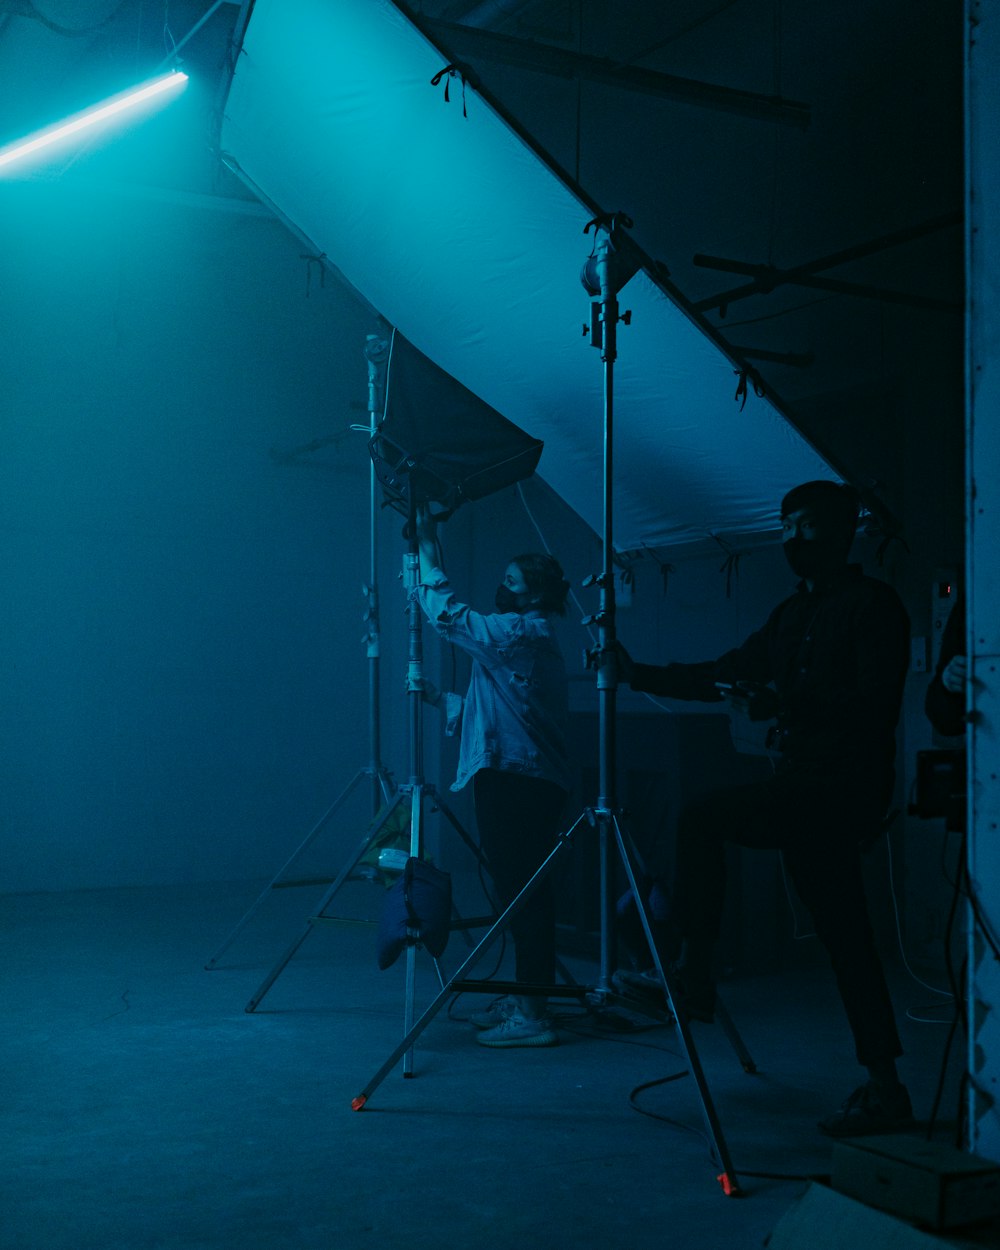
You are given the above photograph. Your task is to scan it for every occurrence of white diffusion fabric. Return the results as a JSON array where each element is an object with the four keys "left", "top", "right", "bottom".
[{"left": 222, "top": 0, "right": 834, "bottom": 552}]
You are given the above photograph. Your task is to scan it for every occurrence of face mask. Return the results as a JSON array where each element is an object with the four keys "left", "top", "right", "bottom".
[
  {"left": 495, "top": 584, "right": 522, "bottom": 613},
  {"left": 783, "top": 535, "right": 844, "bottom": 580}
]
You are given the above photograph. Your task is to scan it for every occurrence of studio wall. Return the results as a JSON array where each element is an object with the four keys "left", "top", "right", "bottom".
[{"left": 0, "top": 179, "right": 390, "bottom": 892}]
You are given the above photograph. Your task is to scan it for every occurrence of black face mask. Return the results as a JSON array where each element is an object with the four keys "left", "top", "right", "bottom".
[
  {"left": 495, "top": 584, "right": 523, "bottom": 613},
  {"left": 783, "top": 535, "right": 845, "bottom": 580}
]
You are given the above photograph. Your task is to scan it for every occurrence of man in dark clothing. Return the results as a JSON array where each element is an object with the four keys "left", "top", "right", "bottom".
[{"left": 617, "top": 480, "right": 913, "bottom": 1136}]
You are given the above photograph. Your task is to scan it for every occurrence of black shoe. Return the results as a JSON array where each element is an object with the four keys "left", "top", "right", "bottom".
[
  {"left": 611, "top": 968, "right": 672, "bottom": 1023},
  {"left": 611, "top": 967, "right": 715, "bottom": 1023},
  {"left": 613, "top": 967, "right": 666, "bottom": 1001},
  {"left": 818, "top": 1080, "right": 915, "bottom": 1138}
]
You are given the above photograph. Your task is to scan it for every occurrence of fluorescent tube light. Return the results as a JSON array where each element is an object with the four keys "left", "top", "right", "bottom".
[{"left": 0, "top": 71, "right": 189, "bottom": 173}]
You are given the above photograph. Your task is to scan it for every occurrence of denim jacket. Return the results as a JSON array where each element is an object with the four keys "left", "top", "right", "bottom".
[{"left": 415, "top": 569, "right": 571, "bottom": 794}]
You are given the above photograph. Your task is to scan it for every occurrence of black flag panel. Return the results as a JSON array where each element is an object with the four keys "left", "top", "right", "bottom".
[{"left": 370, "top": 333, "right": 543, "bottom": 518}]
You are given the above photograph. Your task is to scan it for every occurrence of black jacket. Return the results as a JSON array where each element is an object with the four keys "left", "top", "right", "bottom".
[{"left": 631, "top": 564, "right": 910, "bottom": 803}]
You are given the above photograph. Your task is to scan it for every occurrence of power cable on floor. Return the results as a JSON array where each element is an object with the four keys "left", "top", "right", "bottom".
[{"left": 563, "top": 996, "right": 831, "bottom": 1188}]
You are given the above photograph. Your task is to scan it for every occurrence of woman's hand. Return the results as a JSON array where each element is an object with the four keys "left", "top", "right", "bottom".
[
  {"left": 415, "top": 504, "right": 442, "bottom": 581},
  {"left": 421, "top": 678, "right": 442, "bottom": 708},
  {"left": 415, "top": 504, "right": 436, "bottom": 545}
]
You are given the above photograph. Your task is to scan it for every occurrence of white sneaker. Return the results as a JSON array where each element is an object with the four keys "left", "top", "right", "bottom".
[{"left": 468, "top": 995, "right": 516, "bottom": 1030}]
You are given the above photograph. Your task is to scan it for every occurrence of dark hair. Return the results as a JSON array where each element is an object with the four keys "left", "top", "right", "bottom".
[
  {"left": 780, "top": 480, "right": 860, "bottom": 540},
  {"left": 512, "top": 552, "right": 571, "bottom": 616}
]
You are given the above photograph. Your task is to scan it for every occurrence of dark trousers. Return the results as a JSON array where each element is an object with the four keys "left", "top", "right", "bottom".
[
  {"left": 672, "top": 769, "right": 902, "bottom": 1067},
  {"left": 473, "top": 769, "right": 566, "bottom": 987}
]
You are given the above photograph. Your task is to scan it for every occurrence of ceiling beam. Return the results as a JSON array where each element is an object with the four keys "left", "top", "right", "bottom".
[
  {"left": 412, "top": 16, "right": 811, "bottom": 128},
  {"left": 693, "top": 213, "right": 963, "bottom": 314}
]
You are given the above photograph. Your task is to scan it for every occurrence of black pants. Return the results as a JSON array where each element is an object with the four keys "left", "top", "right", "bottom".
[
  {"left": 671, "top": 769, "right": 902, "bottom": 1067},
  {"left": 473, "top": 769, "right": 566, "bottom": 987}
]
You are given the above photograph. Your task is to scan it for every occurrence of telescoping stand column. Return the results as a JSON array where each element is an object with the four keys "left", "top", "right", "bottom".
[
  {"left": 203, "top": 333, "right": 396, "bottom": 973},
  {"left": 351, "top": 217, "right": 746, "bottom": 1197},
  {"left": 229, "top": 364, "right": 487, "bottom": 1078}
]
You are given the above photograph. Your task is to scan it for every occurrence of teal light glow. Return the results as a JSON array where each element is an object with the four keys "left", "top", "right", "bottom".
[{"left": 0, "top": 71, "right": 189, "bottom": 173}]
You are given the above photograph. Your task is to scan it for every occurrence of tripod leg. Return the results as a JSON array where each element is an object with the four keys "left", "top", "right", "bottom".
[
  {"left": 423, "top": 789, "right": 479, "bottom": 952},
  {"left": 611, "top": 814, "right": 742, "bottom": 1196},
  {"left": 432, "top": 788, "right": 578, "bottom": 985},
  {"left": 430, "top": 789, "right": 478, "bottom": 861},
  {"left": 422, "top": 790, "right": 492, "bottom": 956},
  {"left": 714, "top": 998, "right": 757, "bottom": 1074},
  {"left": 375, "top": 766, "right": 394, "bottom": 807},
  {"left": 245, "top": 790, "right": 411, "bottom": 1013},
  {"left": 401, "top": 782, "right": 425, "bottom": 1076},
  {"left": 205, "top": 767, "right": 372, "bottom": 969},
  {"left": 402, "top": 943, "right": 419, "bottom": 1077},
  {"left": 352, "top": 814, "right": 588, "bottom": 1108}
]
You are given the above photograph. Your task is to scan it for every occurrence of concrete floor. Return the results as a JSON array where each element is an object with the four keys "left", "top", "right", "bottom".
[{"left": 0, "top": 878, "right": 983, "bottom": 1249}]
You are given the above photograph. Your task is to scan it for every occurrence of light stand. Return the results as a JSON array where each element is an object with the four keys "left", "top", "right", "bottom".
[
  {"left": 363, "top": 333, "right": 391, "bottom": 817},
  {"left": 350, "top": 220, "right": 747, "bottom": 1195},
  {"left": 229, "top": 354, "right": 494, "bottom": 1073},
  {"left": 580, "top": 218, "right": 743, "bottom": 1192},
  {"left": 203, "top": 334, "right": 397, "bottom": 973}
]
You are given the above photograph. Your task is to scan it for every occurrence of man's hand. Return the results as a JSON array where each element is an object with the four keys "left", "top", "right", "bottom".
[
  {"left": 942, "top": 654, "right": 967, "bottom": 695},
  {"left": 613, "top": 641, "right": 636, "bottom": 685}
]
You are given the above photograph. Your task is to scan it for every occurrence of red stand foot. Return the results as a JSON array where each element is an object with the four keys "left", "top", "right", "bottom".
[
  {"left": 351, "top": 1095, "right": 367, "bottom": 1111},
  {"left": 717, "top": 1172, "right": 742, "bottom": 1197}
]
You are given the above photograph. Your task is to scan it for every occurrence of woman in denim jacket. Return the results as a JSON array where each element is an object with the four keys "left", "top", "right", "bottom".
[{"left": 416, "top": 507, "right": 571, "bottom": 1048}]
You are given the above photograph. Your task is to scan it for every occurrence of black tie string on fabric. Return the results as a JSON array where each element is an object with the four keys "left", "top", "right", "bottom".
[
  {"left": 640, "top": 543, "right": 676, "bottom": 596},
  {"left": 711, "top": 534, "right": 742, "bottom": 599},
  {"left": 733, "top": 366, "right": 766, "bottom": 410},
  {"left": 430, "top": 64, "right": 469, "bottom": 117},
  {"left": 300, "top": 253, "right": 327, "bottom": 298}
]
